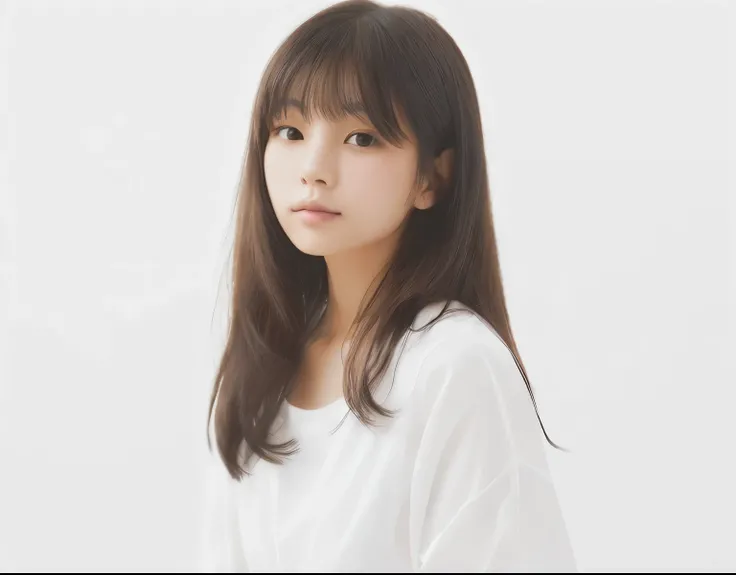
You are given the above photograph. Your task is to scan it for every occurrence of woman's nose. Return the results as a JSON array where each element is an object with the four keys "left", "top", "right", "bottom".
[{"left": 299, "top": 133, "right": 336, "bottom": 188}]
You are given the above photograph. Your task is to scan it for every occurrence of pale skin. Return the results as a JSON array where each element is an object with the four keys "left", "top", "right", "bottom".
[{"left": 263, "top": 102, "right": 452, "bottom": 408}]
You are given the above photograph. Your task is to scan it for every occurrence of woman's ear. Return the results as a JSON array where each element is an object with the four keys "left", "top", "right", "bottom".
[
  {"left": 413, "top": 148, "right": 455, "bottom": 210},
  {"left": 434, "top": 147, "right": 454, "bottom": 187},
  {"left": 413, "top": 187, "right": 435, "bottom": 210}
]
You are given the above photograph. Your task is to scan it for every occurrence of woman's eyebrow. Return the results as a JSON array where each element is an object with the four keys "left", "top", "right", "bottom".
[{"left": 280, "top": 98, "right": 367, "bottom": 118}]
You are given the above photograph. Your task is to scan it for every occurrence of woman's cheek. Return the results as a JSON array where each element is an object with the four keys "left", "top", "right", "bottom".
[{"left": 263, "top": 144, "right": 291, "bottom": 209}]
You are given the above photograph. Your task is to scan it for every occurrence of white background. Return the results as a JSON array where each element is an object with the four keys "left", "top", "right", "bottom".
[{"left": 1, "top": 0, "right": 733, "bottom": 572}]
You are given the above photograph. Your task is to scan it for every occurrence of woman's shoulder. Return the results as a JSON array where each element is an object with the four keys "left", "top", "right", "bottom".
[
  {"left": 409, "top": 299, "right": 510, "bottom": 361},
  {"left": 403, "top": 300, "right": 532, "bottom": 421},
  {"left": 400, "top": 300, "right": 547, "bottom": 461}
]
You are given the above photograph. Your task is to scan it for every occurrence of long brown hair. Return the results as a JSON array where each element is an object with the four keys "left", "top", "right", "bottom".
[{"left": 208, "top": 0, "right": 566, "bottom": 480}]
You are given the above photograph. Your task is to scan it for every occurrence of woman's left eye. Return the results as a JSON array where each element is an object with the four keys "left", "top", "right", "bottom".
[{"left": 345, "top": 132, "right": 377, "bottom": 148}]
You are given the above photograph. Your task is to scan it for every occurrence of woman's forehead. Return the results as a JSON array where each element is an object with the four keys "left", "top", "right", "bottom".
[{"left": 271, "top": 94, "right": 368, "bottom": 121}]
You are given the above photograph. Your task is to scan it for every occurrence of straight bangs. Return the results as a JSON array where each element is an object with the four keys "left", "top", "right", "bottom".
[{"left": 262, "top": 19, "right": 412, "bottom": 148}]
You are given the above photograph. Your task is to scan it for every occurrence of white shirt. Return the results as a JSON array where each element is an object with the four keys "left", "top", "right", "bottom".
[{"left": 200, "top": 300, "right": 577, "bottom": 572}]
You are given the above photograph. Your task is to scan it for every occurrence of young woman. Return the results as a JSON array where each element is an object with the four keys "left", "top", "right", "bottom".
[{"left": 202, "top": 0, "right": 577, "bottom": 571}]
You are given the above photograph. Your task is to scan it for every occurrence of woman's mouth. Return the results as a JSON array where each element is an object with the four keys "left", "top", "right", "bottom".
[{"left": 294, "top": 209, "right": 342, "bottom": 224}]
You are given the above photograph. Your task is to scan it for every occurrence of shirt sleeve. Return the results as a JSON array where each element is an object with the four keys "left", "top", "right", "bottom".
[
  {"left": 198, "top": 450, "right": 249, "bottom": 573},
  {"left": 408, "top": 337, "right": 578, "bottom": 573}
]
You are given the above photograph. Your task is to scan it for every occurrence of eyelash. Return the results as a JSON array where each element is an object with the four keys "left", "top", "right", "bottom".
[{"left": 271, "top": 125, "right": 380, "bottom": 148}]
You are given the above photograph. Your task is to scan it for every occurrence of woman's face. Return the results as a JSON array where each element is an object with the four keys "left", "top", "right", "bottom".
[{"left": 264, "top": 103, "right": 433, "bottom": 257}]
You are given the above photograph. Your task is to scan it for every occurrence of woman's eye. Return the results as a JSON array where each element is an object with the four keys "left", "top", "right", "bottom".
[
  {"left": 346, "top": 132, "right": 377, "bottom": 148},
  {"left": 275, "top": 126, "right": 303, "bottom": 140},
  {"left": 273, "top": 126, "right": 377, "bottom": 147}
]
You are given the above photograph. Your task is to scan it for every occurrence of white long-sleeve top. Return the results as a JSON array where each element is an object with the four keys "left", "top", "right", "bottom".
[{"left": 200, "top": 300, "right": 577, "bottom": 572}]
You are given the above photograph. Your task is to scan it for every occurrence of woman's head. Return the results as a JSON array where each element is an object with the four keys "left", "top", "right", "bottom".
[
  {"left": 264, "top": 101, "right": 446, "bottom": 259},
  {"left": 253, "top": 0, "right": 479, "bottom": 268},
  {"left": 209, "top": 0, "right": 562, "bottom": 479}
]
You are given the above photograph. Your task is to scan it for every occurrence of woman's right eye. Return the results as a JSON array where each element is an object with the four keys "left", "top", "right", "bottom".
[{"left": 274, "top": 126, "right": 303, "bottom": 140}]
